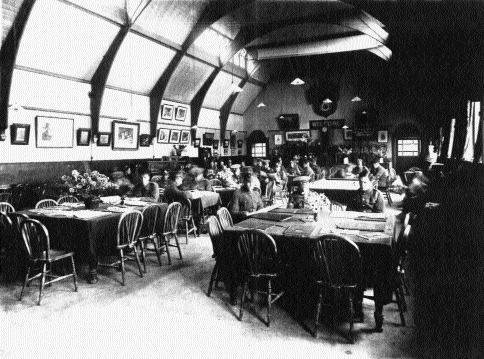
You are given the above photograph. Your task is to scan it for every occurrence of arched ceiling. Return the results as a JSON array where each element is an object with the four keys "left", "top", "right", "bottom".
[{"left": 2, "top": 0, "right": 393, "bottom": 133}]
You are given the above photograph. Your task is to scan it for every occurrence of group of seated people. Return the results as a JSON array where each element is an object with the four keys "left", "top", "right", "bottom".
[{"left": 108, "top": 155, "right": 390, "bottom": 222}]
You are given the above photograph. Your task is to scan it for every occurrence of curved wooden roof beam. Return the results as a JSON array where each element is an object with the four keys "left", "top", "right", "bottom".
[{"left": 0, "top": 0, "right": 37, "bottom": 132}]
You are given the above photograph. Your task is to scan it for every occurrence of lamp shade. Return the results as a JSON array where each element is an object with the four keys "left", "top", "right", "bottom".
[{"left": 291, "top": 77, "right": 305, "bottom": 85}]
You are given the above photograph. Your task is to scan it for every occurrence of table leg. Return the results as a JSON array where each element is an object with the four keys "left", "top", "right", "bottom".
[
  {"left": 374, "top": 301, "right": 384, "bottom": 332},
  {"left": 86, "top": 259, "right": 98, "bottom": 284}
]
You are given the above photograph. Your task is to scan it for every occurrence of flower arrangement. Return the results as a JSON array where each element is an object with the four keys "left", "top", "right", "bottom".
[
  {"left": 304, "top": 190, "right": 332, "bottom": 213},
  {"left": 61, "top": 170, "right": 117, "bottom": 198}
]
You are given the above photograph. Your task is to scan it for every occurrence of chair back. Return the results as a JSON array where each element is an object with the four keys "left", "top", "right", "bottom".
[
  {"left": 396, "top": 224, "right": 411, "bottom": 267},
  {"left": 0, "top": 193, "right": 12, "bottom": 204},
  {"left": 0, "top": 202, "right": 15, "bottom": 213},
  {"left": 216, "top": 207, "right": 233, "bottom": 229},
  {"left": 163, "top": 202, "right": 182, "bottom": 234},
  {"left": 207, "top": 216, "right": 224, "bottom": 258},
  {"left": 9, "top": 212, "right": 29, "bottom": 233},
  {"left": 179, "top": 198, "right": 192, "bottom": 220},
  {"left": 209, "top": 179, "right": 222, "bottom": 187},
  {"left": 117, "top": 210, "right": 143, "bottom": 248},
  {"left": 237, "top": 229, "right": 278, "bottom": 276},
  {"left": 312, "top": 234, "right": 361, "bottom": 287},
  {"left": 58, "top": 195, "right": 79, "bottom": 204},
  {"left": 0, "top": 212, "right": 14, "bottom": 244},
  {"left": 20, "top": 219, "right": 51, "bottom": 261},
  {"left": 140, "top": 204, "right": 159, "bottom": 239},
  {"left": 35, "top": 199, "right": 58, "bottom": 209}
]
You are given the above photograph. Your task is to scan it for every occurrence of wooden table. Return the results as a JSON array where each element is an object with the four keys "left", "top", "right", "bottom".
[
  {"left": 185, "top": 190, "right": 222, "bottom": 233},
  {"left": 308, "top": 178, "right": 360, "bottom": 203},
  {"left": 222, "top": 210, "right": 396, "bottom": 332},
  {"left": 18, "top": 202, "right": 168, "bottom": 284},
  {"left": 213, "top": 187, "right": 236, "bottom": 207}
]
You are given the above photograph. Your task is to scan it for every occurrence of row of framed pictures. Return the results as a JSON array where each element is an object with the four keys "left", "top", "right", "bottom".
[
  {"left": 7, "top": 116, "right": 192, "bottom": 150},
  {"left": 160, "top": 104, "right": 187, "bottom": 122}
]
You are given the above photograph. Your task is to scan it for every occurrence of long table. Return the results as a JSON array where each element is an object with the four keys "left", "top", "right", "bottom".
[
  {"left": 18, "top": 202, "right": 168, "bottom": 284},
  {"left": 222, "top": 209, "right": 396, "bottom": 332},
  {"left": 308, "top": 178, "right": 360, "bottom": 203},
  {"left": 185, "top": 191, "right": 222, "bottom": 233}
]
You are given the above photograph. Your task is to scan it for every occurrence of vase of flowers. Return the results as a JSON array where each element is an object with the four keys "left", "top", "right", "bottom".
[{"left": 61, "top": 170, "right": 117, "bottom": 208}]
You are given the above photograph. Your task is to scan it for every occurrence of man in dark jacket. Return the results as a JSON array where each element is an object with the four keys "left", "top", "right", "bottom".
[
  {"left": 228, "top": 171, "right": 263, "bottom": 223},
  {"left": 126, "top": 171, "right": 159, "bottom": 202},
  {"left": 163, "top": 172, "right": 188, "bottom": 204},
  {"left": 348, "top": 168, "right": 385, "bottom": 213}
]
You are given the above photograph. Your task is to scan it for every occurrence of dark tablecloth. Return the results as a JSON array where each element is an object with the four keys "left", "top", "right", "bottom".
[
  {"left": 18, "top": 202, "right": 168, "bottom": 270},
  {"left": 221, "top": 211, "right": 396, "bottom": 309},
  {"left": 214, "top": 188, "right": 236, "bottom": 207}
]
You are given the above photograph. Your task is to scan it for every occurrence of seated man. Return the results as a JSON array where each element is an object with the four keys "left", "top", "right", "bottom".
[
  {"left": 348, "top": 169, "right": 385, "bottom": 213},
  {"left": 126, "top": 171, "right": 159, "bottom": 202},
  {"left": 300, "top": 158, "right": 315, "bottom": 182},
  {"left": 287, "top": 157, "right": 302, "bottom": 176},
  {"left": 352, "top": 158, "right": 364, "bottom": 176},
  {"left": 334, "top": 164, "right": 356, "bottom": 179},
  {"left": 228, "top": 171, "right": 264, "bottom": 223},
  {"left": 181, "top": 167, "right": 212, "bottom": 191},
  {"left": 369, "top": 159, "right": 388, "bottom": 189},
  {"left": 163, "top": 171, "right": 188, "bottom": 204}
]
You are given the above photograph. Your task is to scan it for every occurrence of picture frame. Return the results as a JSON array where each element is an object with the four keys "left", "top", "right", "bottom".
[
  {"left": 238, "top": 149, "right": 242, "bottom": 156},
  {"left": 274, "top": 134, "right": 282, "bottom": 145},
  {"left": 139, "top": 134, "right": 151, "bottom": 147},
  {"left": 97, "top": 132, "right": 111, "bottom": 146},
  {"left": 223, "top": 148, "right": 229, "bottom": 156},
  {"left": 203, "top": 132, "right": 214, "bottom": 146},
  {"left": 212, "top": 139, "right": 219, "bottom": 149},
  {"left": 230, "top": 134, "right": 236, "bottom": 148},
  {"left": 223, "top": 139, "right": 229, "bottom": 148},
  {"left": 378, "top": 130, "right": 388, "bottom": 143},
  {"left": 180, "top": 129, "right": 190, "bottom": 144},
  {"left": 175, "top": 106, "right": 187, "bottom": 122},
  {"left": 35, "top": 116, "right": 74, "bottom": 148},
  {"left": 194, "top": 138, "right": 201, "bottom": 147},
  {"left": 10, "top": 124, "right": 30, "bottom": 145},
  {"left": 231, "top": 149, "right": 236, "bottom": 156},
  {"left": 161, "top": 104, "right": 174, "bottom": 120},
  {"left": 344, "top": 128, "right": 353, "bottom": 141},
  {"left": 285, "top": 130, "right": 310, "bottom": 142},
  {"left": 237, "top": 139, "right": 243, "bottom": 148},
  {"left": 77, "top": 128, "right": 91, "bottom": 146},
  {"left": 169, "top": 129, "right": 181, "bottom": 143},
  {"left": 112, "top": 120, "right": 140, "bottom": 150},
  {"left": 157, "top": 128, "right": 170, "bottom": 143}
]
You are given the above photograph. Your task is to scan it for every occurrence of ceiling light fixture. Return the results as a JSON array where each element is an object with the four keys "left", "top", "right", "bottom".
[
  {"left": 342, "top": 125, "right": 349, "bottom": 129},
  {"left": 323, "top": 98, "right": 332, "bottom": 104},
  {"left": 351, "top": 96, "right": 361, "bottom": 102},
  {"left": 291, "top": 77, "right": 305, "bottom": 86},
  {"left": 257, "top": 102, "right": 266, "bottom": 108}
]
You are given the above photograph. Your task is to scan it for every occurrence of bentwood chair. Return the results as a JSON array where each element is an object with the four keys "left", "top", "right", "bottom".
[
  {"left": 311, "top": 234, "right": 362, "bottom": 343},
  {"left": 98, "top": 210, "right": 144, "bottom": 286},
  {"left": 0, "top": 212, "right": 14, "bottom": 281},
  {"left": 58, "top": 195, "right": 79, "bottom": 204},
  {"left": 0, "top": 202, "right": 15, "bottom": 214},
  {"left": 158, "top": 202, "right": 182, "bottom": 265},
  {"left": 35, "top": 199, "right": 58, "bottom": 209},
  {"left": 237, "top": 229, "right": 284, "bottom": 327},
  {"left": 19, "top": 219, "right": 78, "bottom": 305},
  {"left": 216, "top": 207, "right": 233, "bottom": 229},
  {"left": 179, "top": 198, "right": 197, "bottom": 244},
  {"left": 138, "top": 204, "right": 161, "bottom": 272},
  {"left": 207, "top": 216, "right": 224, "bottom": 297},
  {"left": 396, "top": 224, "right": 412, "bottom": 298}
]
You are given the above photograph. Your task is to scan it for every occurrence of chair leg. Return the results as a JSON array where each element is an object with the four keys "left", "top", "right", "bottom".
[
  {"left": 395, "top": 288, "right": 406, "bottom": 326},
  {"left": 133, "top": 247, "right": 143, "bottom": 278},
  {"left": 239, "top": 281, "right": 248, "bottom": 321},
  {"left": 185, "top": 221, "right": 189, "bottom": 244},
  {"left": 191, "top": 218, "right": 197, "bottom": 239},
  {"left": 70, "top": 256, "right": 78, "bottom": 292},
  {"left": 119, "top": 249, "right": 126, "bottom": 286},
  {"left": 174, "top": 234, "right": 183, "bottom": 260},
  {"left": 207, "top": 262, "right": 219, "bottom": 297},
  {"left": 38, "top": 263, "right": 47, "bottom": 306},
  {"left": 401, "top": 271, "right": 410, "bottom": 295},
  {"left": 313, "top": 287, "right": 323, "bottom": 338},
  {"left": 387, "top": 191, "right": 393, "bottom": 207},
  {"left": 153, "top": 236, "right": 163, "bottom": 266},
  {"left": 348, "top": 290, "right": 355, "bottom": 344},
  {"left": 19, "top": 265, "right": 30, "bottom": 301},
  {"left": 267, "top": 279, "right": 273, "bottom": 327},
  {"left": 139, "top": 241, "right": 147, "bottom": 273},
  {"left": 162, "top": 236, "right": 172, "bottom": 265}
]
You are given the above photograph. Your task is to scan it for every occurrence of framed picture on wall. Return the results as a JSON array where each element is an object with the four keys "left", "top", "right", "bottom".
[
  {"left": 344, "top": 128, "right": 353, "bottom": 141},
  {"left": 139, "top": 134, "right": 151, "bottom": 147},
  {"left": 231, "top": 149, "right": 236, "bottom": 156},
  {"left": 77, "top": 128, "right": 91, "bottom": 146},
  {"left": 194, "top": 138, "right": 201, "bottom": 147},
  {"left": 36, "top": 116, "right": 74, "bottom": 148},
  {"left": 175, "top": 106, "right": 187, "bottom": 121},
  {"left": 161, "top": 104, "right": 174, "bottom": 120},
  {"left": 97, "top": 132, "right": 111, "bottom": 146},
  {"left": 237, "top": 139, "right": 243, "bottom": 148},
  {"left": 223, "top": 148, "right": 229, "bottom": 156},
  {"left": 169, "top": 129, "right": 181, "bottom": 143},
  {"left": 157, "top": 128, "right": 170, "bottom": 143},
  {"left": 285, "top": 130, "right": 310, "bottom": 142},
  {"left": 180, "top": 130, "right": 190, "bottom": 144},
  {"left": 230, "top": 134, "right": 236, "bottom": 148},
  {"left": 112, "top": 120, "right": 139, "bottom": 150},
  {"left": 203, "top": 132, "right": 214, "bottom": 146},
  {"left": 223, "top": 139, "right": 229, "bottom": 148},
  {"left": 212, "top": 139, "right": 219, "bottom": 149},
  {"left": 274, "top": 134, "right": 282, "bottom": 145},
  {"left": 10, "top": 124, "right": 30, "bottom": 145},
  {"left": 378, "top": 130, "right": 388, "bottom": 143},
  {"left": 238, "top": 149, "right": 242, "bottom": 156}
]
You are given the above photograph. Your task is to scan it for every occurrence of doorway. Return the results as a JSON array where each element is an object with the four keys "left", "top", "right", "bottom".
[{"left": 392, "top": 123, "right": 421, "bottom": 175}]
